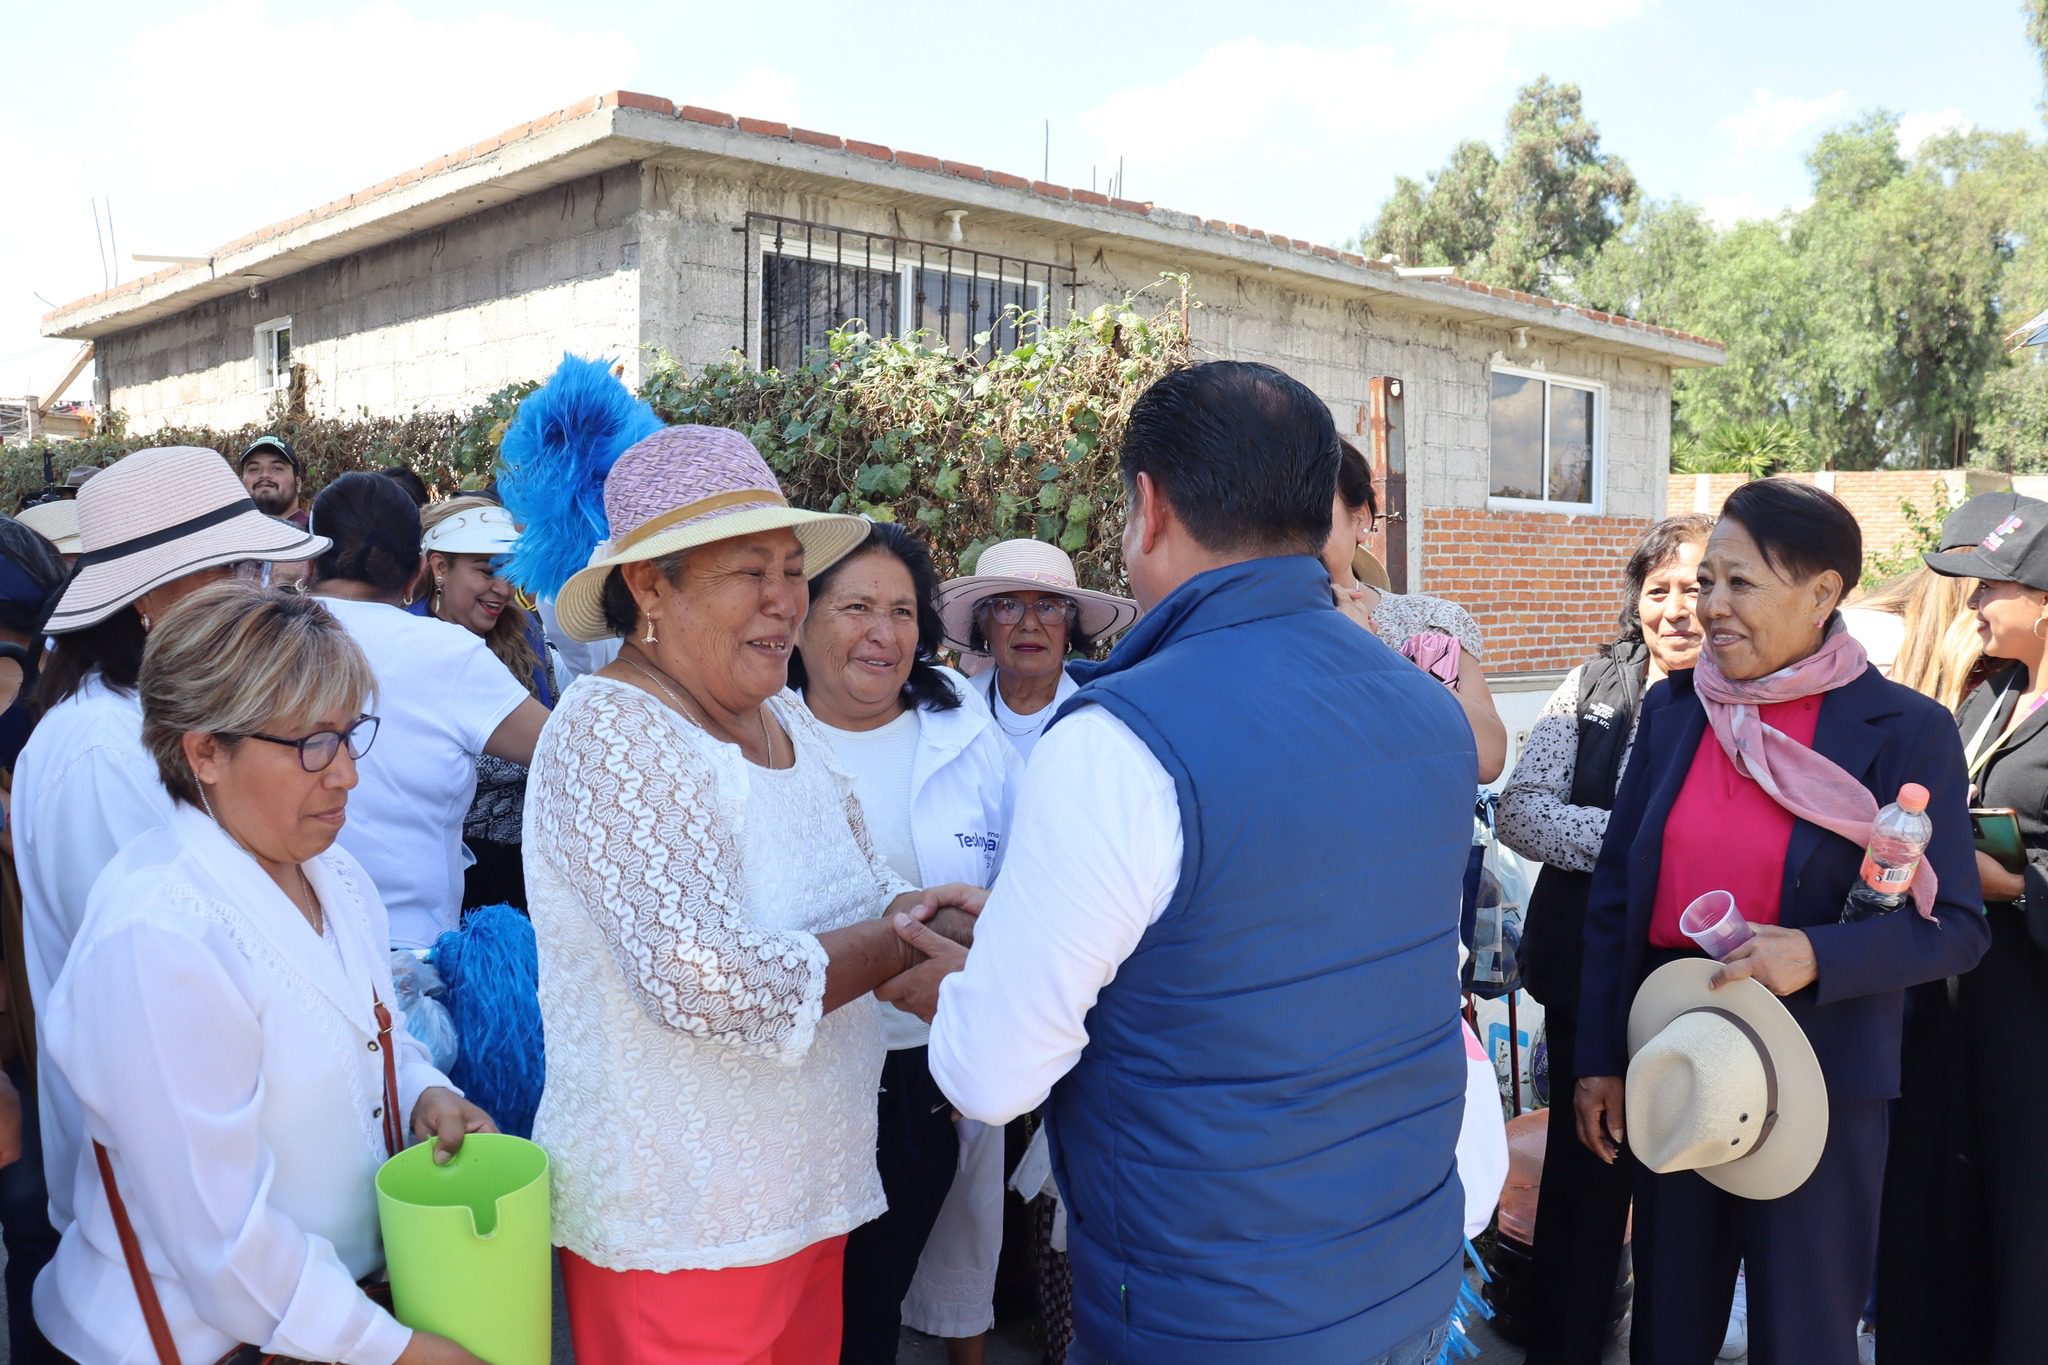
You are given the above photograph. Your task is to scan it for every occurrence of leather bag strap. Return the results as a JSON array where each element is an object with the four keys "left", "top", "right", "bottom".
[
  {"left": 373, "top": 992, "right": 403, "bottom": 1158},
  {"left": 95, "top": 1139, "right": 182, "bottom": 1365}
]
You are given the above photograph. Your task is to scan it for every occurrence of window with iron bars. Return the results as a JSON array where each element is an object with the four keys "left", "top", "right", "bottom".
[{"left": 740, "top": 213, "right": 1077, "bottom": 370}]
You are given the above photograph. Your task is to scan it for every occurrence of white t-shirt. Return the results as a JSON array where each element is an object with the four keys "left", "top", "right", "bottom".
[
  {"left": 317, "top": 596, "right": 529, "bottom": 949},
  {"left": 815, "top": 708, "right": 925, "bottom": 1050},
  {"left": 978, "top": 668, "right": 1079, "bottom": 764}
]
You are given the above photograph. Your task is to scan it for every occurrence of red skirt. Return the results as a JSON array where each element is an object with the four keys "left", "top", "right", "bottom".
[{"left": 559, "top": 1235, "right": 847, "bottom": 1364}]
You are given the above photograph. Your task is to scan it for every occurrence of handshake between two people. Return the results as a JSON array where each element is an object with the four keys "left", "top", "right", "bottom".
[{"left": 877, "top": 882, "right": 989, "bottom": 1023}]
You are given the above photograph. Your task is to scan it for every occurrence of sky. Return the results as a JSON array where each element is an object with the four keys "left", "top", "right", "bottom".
[{"left": 4, "top": 0, "right": 2042, "bottom": 405}]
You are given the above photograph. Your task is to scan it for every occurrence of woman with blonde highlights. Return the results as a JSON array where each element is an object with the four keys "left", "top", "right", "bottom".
[{"left": 36, "top": 581, "right": 494, "bottom": 1365}]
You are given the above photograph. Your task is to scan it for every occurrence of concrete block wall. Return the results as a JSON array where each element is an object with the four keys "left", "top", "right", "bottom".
[{"left": 100, "top": 167, "right": 646, "bottom": 431}]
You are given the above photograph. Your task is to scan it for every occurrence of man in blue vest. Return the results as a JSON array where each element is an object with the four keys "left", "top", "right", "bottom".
[{"left": 885, "top": 360, "right": 1477, "bottom": 1363}]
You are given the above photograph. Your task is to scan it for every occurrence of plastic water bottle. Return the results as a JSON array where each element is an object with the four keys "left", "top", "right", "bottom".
[{"left": 1841, "top": 784, "right": 1933, "bottom": 923}]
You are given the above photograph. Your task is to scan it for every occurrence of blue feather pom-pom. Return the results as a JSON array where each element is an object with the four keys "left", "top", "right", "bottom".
[
  {"left": 496, "top": 354, "right": 664, "bottom": 600},
  {"left": 433, "top": 905, "right": 546, "bottom": 1140}
]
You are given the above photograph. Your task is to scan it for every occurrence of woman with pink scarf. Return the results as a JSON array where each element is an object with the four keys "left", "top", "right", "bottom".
[{"left": 1571, "top": 478, "right": 1989, "bottom": 1365}]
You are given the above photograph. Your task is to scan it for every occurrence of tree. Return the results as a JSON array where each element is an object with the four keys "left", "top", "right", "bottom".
[
  {"left": 1359, "top": 78, "right": 1637, "bottom": 293},
  {"left": 2031, "top": 0, "right": 2048, "bottom": 87}
]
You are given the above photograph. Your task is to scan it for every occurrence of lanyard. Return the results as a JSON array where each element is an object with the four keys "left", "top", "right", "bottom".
[{"left": 1965, "top": 679, "right": 2044, "bottom": 783}]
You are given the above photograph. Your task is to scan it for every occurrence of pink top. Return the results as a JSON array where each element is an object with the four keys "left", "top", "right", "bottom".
[{"left": 1649, "top": 696, "right": 1825, "bottom": 950}]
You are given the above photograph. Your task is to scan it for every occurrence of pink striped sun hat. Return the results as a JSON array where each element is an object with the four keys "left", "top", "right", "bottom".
[
  {"left": 47, "top": 446, "right": 330, "bottom": 633},
  {"left": 551, "top": 426, "right": 871, "bottom": 642},
  {"left": 934, "top": 538, "right": 1138, "bottom": 653}
]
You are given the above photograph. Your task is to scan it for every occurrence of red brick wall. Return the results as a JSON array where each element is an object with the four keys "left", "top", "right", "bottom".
[
  {"left": 1668, "top": 471, "right": 1985, "bottom": 566},
  {"left": 1421, "top": 508, "right": 1651, "bottom": 674}
]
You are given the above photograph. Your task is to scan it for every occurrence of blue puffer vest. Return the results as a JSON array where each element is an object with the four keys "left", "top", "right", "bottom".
[{"left": 1047, "top": 555, "right": 1476, "bottom": 1362}]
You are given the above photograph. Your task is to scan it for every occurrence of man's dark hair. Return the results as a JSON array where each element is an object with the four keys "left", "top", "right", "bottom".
[
  {"left": 1120, "top": 361, "right": 1338, "bottom": 556},
  {"left": 311, "top": 472, "right": 422, "bottom": 594},
  {"left": 789, "top": 522, "right": 961, "bottom": 713},
  {"left": 1614, "top": 513, "right": 1714, "bottom": 645},
  {"left": 1718, "top": 478, "right": 1861, "bottom": 596},
  {"left": 377, "top": 465, "right": 431, "bottom": 508}
]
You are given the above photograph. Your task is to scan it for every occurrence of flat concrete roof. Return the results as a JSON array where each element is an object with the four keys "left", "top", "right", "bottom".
[{"left": 43, "top": 91, "right": 1724, "bottom": 370}]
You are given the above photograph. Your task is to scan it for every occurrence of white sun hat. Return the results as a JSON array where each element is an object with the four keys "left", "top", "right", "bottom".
[
  {"left": 552, "top": 426, "right": 871, "bottom": 642},
  {"left": 422, "top": 502, "right": 521, "bottom": 557},
  {"left": 1625, "top": 959, "right": 1829, "bottom": 1201},
  {"left": 933, "top": 538, "right": 1139, "bottom": 654},
  {"left": 46, "top": 446, "right": 331, "bottom": 634},
  {"left": 16, "top": 500, "right": 81, "bottom": 556}
]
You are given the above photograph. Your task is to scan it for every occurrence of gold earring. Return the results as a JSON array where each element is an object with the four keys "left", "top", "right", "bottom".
[
  {"left": 140, "top": 611, "right": 151, "bottom": 632},
  {"left": 643, "top": 617, "right": 658, "bottom": 646},
  {"left": 432, "top": 578, "right": 444, "bottom": 615}
]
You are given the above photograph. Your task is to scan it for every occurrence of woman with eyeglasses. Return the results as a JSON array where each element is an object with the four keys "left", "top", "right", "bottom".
[
  {"left": 309, "top": 474, "right": 548, "bottom": 950},
  {"left": 36, "top": 582, "right": 495, "bottom": 1365},
  {"left": 932, "top": 539, "right": 1138, "bottom": 763},
  {"left": 412, "top": 496, "right": 559, "bottom": 910},
  {"left": 14, "top": 448, "right": 329, "bottom": 1280}
]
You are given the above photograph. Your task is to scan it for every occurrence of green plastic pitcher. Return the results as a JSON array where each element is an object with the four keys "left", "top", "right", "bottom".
[{"left": 376, "top": 1133, "right": 551, "bottom": 1365}]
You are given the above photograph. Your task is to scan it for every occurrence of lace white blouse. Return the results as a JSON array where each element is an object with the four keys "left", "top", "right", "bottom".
[{"left": 526, "top": 676, "right": 907, "bottom": 1271}]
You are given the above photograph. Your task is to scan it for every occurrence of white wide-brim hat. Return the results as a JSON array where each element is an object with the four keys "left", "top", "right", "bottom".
[
  {"left": 16, "top": 500, "right": 81, "bottom": 556},
  {"left": 48, "top": 446, "right": 331, "bottom": 634},
  {"left": 553, "top": 426, "right": 871, "bottom": 642},
  {"left": 934, "top": 538, "right": 1139, "bottom": 654},
  {"left": 1626, "top": 959, "right": 1828, "bottom": 1201},
  {"left": 423, "top": 503, "right": 521, "bottom": 557}
]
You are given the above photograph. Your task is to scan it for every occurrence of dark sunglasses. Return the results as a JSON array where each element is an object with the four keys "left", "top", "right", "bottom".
[{"left": 229, "top": 714, "right": 380, "bottom": 773}]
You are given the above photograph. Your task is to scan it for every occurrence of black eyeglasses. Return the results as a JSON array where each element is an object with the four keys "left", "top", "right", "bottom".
[
  {"left": 976, "top": 596, "right": 1077, "bottom": 627},
  {"left": 231, "top": 715, "right": 380, "bottom": 772}
]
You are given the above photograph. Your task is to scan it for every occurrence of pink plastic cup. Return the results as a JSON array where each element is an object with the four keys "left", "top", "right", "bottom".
[{"left": 1679, "top": 890, "right": 1754, "bottom": 961}]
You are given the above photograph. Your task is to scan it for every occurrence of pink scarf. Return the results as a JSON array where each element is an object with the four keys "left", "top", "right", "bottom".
[{"left": 1694, "top": 623, "right": 1939, "bottom": 920}]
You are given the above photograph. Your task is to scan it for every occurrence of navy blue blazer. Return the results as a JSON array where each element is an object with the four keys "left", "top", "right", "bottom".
[{"left": 1575, "top": 665, "right": 1990, "bottom": 1103}]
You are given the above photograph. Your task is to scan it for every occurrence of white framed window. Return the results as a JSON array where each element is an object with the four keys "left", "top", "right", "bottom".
[
  {"left": 754, "top": 241, "right": 1045, "bottom": 371},
  {"left": 255, "top": 316, "right": 293, "bottom": 392},
  {"left": 1488, "top": 365, "right": 1602, "bottom": 511}
]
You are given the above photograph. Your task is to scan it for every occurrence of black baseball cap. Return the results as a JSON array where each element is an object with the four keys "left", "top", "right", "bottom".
[
  {"left": 1926, "top": 499, "right": 2048, "bottom": 591},
  {"left": 1938, "top": 490, "right": 2044, "bottom": 551},
  {"left": 238, "top": 435, "right": 299, "bottom": 473}
]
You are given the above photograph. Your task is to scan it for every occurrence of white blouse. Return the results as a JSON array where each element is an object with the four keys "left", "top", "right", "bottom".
[
  {"left": 36, "top": 804, "right": 450, "bottom": 1365},
  {"left": 1496, "top": 664, "right": 1641, "bottom": 873},
  {"left": 11, "top": 673, "right": 175, "bottom": 1232},
  {"left": 526, "top": 677, "right": 907, "bottom": 1271}
]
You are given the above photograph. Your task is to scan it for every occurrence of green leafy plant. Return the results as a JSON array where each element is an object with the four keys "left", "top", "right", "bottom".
[
  {"left": 1671, "top": 420, "right": 1814, "bottom": 477},
  {"left": 639, "top": 277, "right": 1194, "bottom": 592},
  {"left": 1861, "top": 490, "right": 1961, "bottom": 588}
]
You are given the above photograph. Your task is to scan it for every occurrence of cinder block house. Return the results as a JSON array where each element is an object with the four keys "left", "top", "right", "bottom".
[{"left": 40, "top": 90, "right": 1721, "bottom": 720}]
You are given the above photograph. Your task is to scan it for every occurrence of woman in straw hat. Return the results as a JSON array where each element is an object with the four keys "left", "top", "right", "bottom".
[
  {"left": 13, "top": 445, "right": 329, "bottom": 1243},
  {"left": 307, "top": 474, "right": 548, "bottom": 951},
  {"left": 412, "top": 495, "right": 557, "bottom": 910},
  {"left": 933, "top": 538, "right": 1138, "bottom": 762},
  {"left": 36, "top": 581, "right": 492, "bottom": 1365},
  {"left": 518, "top": 424, "right": 985, "bottom": 1362},
  {"left": 1572, "top": 479, "right": 1988, "bottom": 1364}
]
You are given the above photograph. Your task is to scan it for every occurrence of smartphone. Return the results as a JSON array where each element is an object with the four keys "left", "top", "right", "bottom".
[{"left": 1971, "top": 807, "right": 2027, "bottom": 875}]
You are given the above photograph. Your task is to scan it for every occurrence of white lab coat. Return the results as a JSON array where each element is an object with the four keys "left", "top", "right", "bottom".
[
  {"left": 903, "top": 668, "right": 1020, "bottom": 890},
  {"left": 34, "top": 803, "right": 451, "bottom": 1365}
]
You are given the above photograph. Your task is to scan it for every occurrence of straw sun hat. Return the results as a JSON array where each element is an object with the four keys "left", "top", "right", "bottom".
[
  {"left": 1625, "top": 959, "right": 1828, "bottom": 1201},
  {"left": 46, "top": 446, "right": 330, "bottom": 634},
  {"left": 16, "top": 500, "right": 81, "bottom": 556},
  {"left": 934, "top": 538, "right": 1139, "bottom": 654},
  {"left": 552, "top": 426, "right": 871, "bottom": 643}
]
